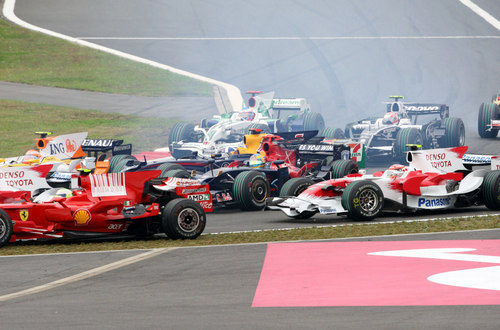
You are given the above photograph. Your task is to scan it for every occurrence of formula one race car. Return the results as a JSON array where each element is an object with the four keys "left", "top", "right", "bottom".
[
  {"left": 165, "top": 131, "right": 364, "bottom": 211},
  {"left": 342, "top": 96, "right": 465, "bottom": 162},
  {"left": 0, "top": 170, "right": 210, "bottom": 247},
  {"left": 268, "top": 146, "right": 499, "bottom": 220},
  {"left": 478, "top": 93, "right": 500, "bottom": 138},
  {"left": 168, "top": 91, "right": 325, "bottom": 159}
]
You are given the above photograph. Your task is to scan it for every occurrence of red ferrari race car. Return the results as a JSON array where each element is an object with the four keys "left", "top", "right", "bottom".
[
  {"left": 268, "top": 146, "right": 500, "bottom": 220},
  {"left": 0, "top": 170, "right": 211, "bottom": 247}
]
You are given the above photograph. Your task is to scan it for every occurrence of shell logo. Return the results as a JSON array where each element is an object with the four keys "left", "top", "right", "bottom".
[{"left": 73, "top": 209, "right": 91, "bottom": 225}]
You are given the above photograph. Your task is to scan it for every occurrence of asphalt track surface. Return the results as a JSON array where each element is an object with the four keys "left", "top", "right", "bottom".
[{"left": 0, "top": 229, "right": 499, "bottom": 329}]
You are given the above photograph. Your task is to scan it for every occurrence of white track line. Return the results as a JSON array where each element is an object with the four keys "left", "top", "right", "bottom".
[
  {"left": 77, "top": 36, "right": 500, "bottom": 40},
  {"left": 458, "top": 0, "right": 500, "bottom": 30},
  {"left": 2, "top": 0, "right": 243, "bottom": 112},
  {"left": 0, "top": 248, "right": 172, "bottom": 302}
]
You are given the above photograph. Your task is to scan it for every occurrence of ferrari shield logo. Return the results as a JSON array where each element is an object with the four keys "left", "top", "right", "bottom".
[{"left": 19, "top": 210, "right": 29, "bottom": 221}]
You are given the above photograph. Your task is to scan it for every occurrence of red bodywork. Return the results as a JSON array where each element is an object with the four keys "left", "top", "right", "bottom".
[{"left": 0, "top": 170, "right": 212, "bottom": 243}]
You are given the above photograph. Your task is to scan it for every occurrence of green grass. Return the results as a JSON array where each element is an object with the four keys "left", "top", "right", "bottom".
[
  {"left": 0, "top": 20, "right": 212, "bottom": 97},
  {"left": 1, "top": 215, "right": 498, "bottom": 256},
  {"left": 0, "top": 99, "right": 176, "bottom": 156}
]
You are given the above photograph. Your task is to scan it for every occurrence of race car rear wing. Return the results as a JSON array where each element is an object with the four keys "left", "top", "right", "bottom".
[
  {"left": 402, "top": 103, "right": 448, "bottom": 115},
  {"left": 81, "top": 139, "right": 132, "bottom": 156}
]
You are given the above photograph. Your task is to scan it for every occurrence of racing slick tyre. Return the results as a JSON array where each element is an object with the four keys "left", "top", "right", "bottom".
[
  {"left": 163, "top": 169, "right": 191, "bottom": 179},
  {"left": 157, "top": 163, "right": 185, "bottom": 176},
  {"left": 280, "top": 177, "right": 315, "bottom": 197},
  {"left": 478, "top": 103, "right": 499, "bottom": 138},
  {"left": 112, "top": 156, "right": 138, "bottom": 173},
  {"left": 331, "top": 159, "right": 358, "bottom": 178},
  {"left": 481, "top": 170, "right": 500, "bottom": 210},
  {"left": 393, "top": 128, "right": 424, "bottom": 164},
  {"left": 248, "top": 123, "right": 270, "bottom": 133},
  {"left": 109, "top": 155, "right": 136, "bottom": 173},
  {"left": 169, "top": 122, "right": 197, "bottom": 144},
  {"left": 320, "top": 127, "right": 345, "bottom": 139},
  {"left": 441, "top": 117, "right": 465, "bottom": 147},
  {"left": 341, "top": 180, "right": 384, "bottom": 221},
  {"left": 303, "top": 112, "right": 325, "bottom": 132},
  {"left": 162, "top": 198, "right": 206, "bottom": 239},
  {"left": 0, "top": 209, "right": 13, "bottom": 248},
  {"left": 233, "top": 171, "right": 270, "bottom": 211}
]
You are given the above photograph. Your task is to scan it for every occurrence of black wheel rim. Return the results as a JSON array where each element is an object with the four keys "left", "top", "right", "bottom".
[
  {"left": 252, "top": 180, "right": 267, "bottom": 203},
  {"left": 177, "top": 208, "right": 200, "bottom": 232},
  {"left": 0, "top": 217, "right": 6, "bottom": 238}
]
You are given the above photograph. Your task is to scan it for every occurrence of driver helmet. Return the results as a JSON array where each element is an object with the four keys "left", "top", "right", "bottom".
[
  {"left": 248, "top": 153, "right": 266, "bottom": 168},
  {"left": 22, "top": 149, "right": 41, "bottom": 164},
  {"left": 55, "top": 188, "right": 73, "bottom": 198},
  {"left": 386, "top": 164, "right": 407, "bottom": 179},
  {"left": 383, "top": 112, "right": 399, "bottom": 125}
]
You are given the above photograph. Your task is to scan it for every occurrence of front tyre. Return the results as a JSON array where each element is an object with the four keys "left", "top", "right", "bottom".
[
  {"left": 331, "top": 159, "right": 358, "bottom": 178},
  {"left": 341, "top": 180, "right": 384, "bottom": 221},
  {"left": 233, "top": 171, "right": 270, "bottom": 211},
  {"left": 481, "top": 170, "right": 500, "bottom": 210},
  {"left": 280, "top": 177, "right": 314, "bottom": 197},
  {"left": 478, "top": 103, "right": 499, "bottom": 138},
  {"left": 162, "top": 198, "right": 206, "bottom": 239},
  {"left": 0, "top": 209, "right": 13, "bottom": 248}
]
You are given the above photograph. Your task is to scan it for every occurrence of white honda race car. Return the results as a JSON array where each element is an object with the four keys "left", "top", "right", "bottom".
[
  {"left": 267, "top": 146, "right": 499, "bottom": 220},
  {"left": 166, "top": 91, "right": 325, "bottom": 159}
]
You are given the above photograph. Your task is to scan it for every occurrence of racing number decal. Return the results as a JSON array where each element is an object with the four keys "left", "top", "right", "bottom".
[{"left": 19, "top": 210, "right": 29, "bottom": 221}]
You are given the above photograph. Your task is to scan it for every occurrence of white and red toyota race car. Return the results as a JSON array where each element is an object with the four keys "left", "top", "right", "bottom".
[{"left": 267, "top": 146, "right": 500, "bottom": 220}]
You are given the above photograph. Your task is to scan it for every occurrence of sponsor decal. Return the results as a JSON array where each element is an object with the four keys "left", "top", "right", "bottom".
[
  {"left": 298, "top": 144, "right": 335, "bottom": 152},
  {"left": 252, "top": 240, "right": 500, "bottom": 307},
  {"left": 200, "top": 201, "right": 212, "bottom": 208},
  {"left": 319, "top": 208, "right": 336, "bottom": 214},
  {"left": 73, "top": 209, "right": 91, "bottom": 225},
  {"left": 90, "top": 173, "right": 127, "bottom": 197},
  {"left": 273, "top": 99, "right": 302, "bottom": 107},
  {"left": 19, "top": 210, "right": 29, "bottom": 221},
  {"left": 82, "top": 139, "right": 115, "bottom": 148},
  {"left": 405, "top": 105, "right": 440, "bottom": 111},
  {"left": 187, "top": 194, "right": 210, "bottom": 201},
  {"left": 181, "top": 187, "right": 207, "bottom": 194},
  {"left": 425, "top": 153, "right": 452, "bottom": 169},
  {"left": 462, "top": 154, "right": 492, "bottom": 164},
  {"left": 417, "top": 197, "right": 451, "bottom": 208},
  {"left": 216, "top": 192, "right": 233, "bottom": 202},
  {"left": 0, "top": 170, "right": 34, "bottom": 188},
  {"left": 107, "top": 223, "right": 124, "bottom": 230}
]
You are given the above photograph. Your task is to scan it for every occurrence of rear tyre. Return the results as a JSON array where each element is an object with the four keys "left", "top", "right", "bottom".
[
  {"left": 233, "top": 171, "right": 270, "bottom": 211},
  {"left": 163, "top": 169, "right": 190, "bottom": 179},
  {"left": 481, "top": 170, "right": 500, "bottom": 210},
  {"left": 112, "top": 156, "right": 138, "bottom": 173},
  {"left": 441, "top": 117, "right": 465, "bottom": 147},
  {"left": 157, "top": 163, "right": 185, "bottom": 176},
  {"left": 331, "top": 159, "right": 358, "bottom": 178},
  {"left": 393, "top": 128, "right": 424, "bottom": 164},
  {"left": 303, "top": 112, "right": 325, "bottom": 132},
  {"left": 320, "top": 127, "right": 345, "bottom": 139},
  {"left": 341, "top": 180, "right": 384, "bottom": 221},
  {"left": 169, "top": 122, "right": 197, "bottom": 144},
  {"left": 280, "top": 178, "right": 314, "bottom": 197},
  {"left": 478, "top": 103, "right": 499, "bottom": 138},
  {"left": 108, "top": 155, "right": 133, "bottom": 173},
  {"left": 162, "top": 198, "right": 206, "bottom": 239},
  {"left": 0, "top": 209, "right": 13, "bottom": 248}
]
